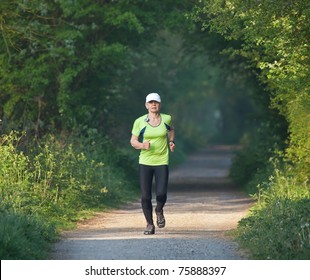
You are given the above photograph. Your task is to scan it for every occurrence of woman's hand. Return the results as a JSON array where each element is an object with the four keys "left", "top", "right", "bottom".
[{"left": 143, "top": 141, "right": 150, "bottom": 150}]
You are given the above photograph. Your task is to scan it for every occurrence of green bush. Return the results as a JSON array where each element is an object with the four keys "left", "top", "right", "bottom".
[
  {"left": 0, "top": 206, "right": 57, "bottom": 260},
  {"left": 230, "top": 137, "right": 286, "bottom": 194},
  {"left": 0, "top": 131, "right": 138, "bottom": 221},
  {"left": 286, "top": 94, "right": 310, "bottom": 183},
  {"left": 0, "top": 131, "right": 139, "bottom": 259},
  {"left": 0, "top": 132, "right": 33, "bottom": 210},
  {"left": 237, "top": 170, "right": 310, "bottom": 259}
]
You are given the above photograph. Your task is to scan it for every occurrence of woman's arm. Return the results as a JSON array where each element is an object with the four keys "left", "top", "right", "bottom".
[
  {"left": 130, "top": 134, "right": 150, "bottom": 150},
  {"left": 168, "top": 128, "right": 175, "bottom": 152}
]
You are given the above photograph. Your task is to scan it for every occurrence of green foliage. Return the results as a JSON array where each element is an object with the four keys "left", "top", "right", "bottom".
[
  {"left": 0, "top": 207, "right": 57, "bottom": 260},
  {"left": 192, "top": 0, "right": 309, "bottom": 175},
  {"left": 0, "top": 131, "right": 139, "bottom": 259},
  {"left": 191, "top": 0, "right": 310, "bottom": 260},
  {"left": 237, "top": 170, "right": 310, "bottom": 259},
  {"left": 0, "top": 0, "right": 189, "bottom": 136},
  {"left": 0, "top": 132, "right": 32, "bottom": 210},
  {"left": 285, "top": 93, "right": 310, "bottom": 182},
  {"left": 230, "top": 111, "right": 288, "bottom": 193},
  {"left": 0, "top": 131, "right": 138, "bottom": 220}
]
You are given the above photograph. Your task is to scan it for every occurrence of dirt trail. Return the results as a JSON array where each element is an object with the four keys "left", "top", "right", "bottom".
[{"left": 51, "top": 146, "right": 253, "bottom": 260}]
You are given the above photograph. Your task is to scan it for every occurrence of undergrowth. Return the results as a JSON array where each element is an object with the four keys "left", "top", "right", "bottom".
[
  {"left": 0, "top": 206, "right": 58, "bottom": 260},
  {"left": 237, "top": 168, "right": 310, "bottom": 259},
  {"left": 0, "top": 131, "right": 139, "bottom": 259}
]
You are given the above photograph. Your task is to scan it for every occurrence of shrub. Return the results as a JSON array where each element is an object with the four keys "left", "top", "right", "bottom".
[
  {"left": 0, "top": 131, "right": 138, "bottom": 222},
  {"left": 0, "top": 130, "right": 139, "bottom": 259},
  {"left": 237, "top": 170, "right": 310, "bottom": 259},
  {"left": 0, "top": 206, "right": 57, "bottom": 260},
  {"left": 0, "top": 132, "right": 33, "bottom": 210}
]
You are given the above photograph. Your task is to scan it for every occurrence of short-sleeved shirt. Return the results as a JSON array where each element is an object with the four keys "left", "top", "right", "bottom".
[{"left": 131, "top": 113, "right": 172, "bottom": 166}]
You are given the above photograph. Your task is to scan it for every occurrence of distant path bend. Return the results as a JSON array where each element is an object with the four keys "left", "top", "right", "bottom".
[{"left": 51, "top": 145, "right": 253, "bottom": 260}]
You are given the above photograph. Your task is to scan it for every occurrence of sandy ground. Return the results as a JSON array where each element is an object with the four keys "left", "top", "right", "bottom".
[{"left": 50, "top": 146, "right": 254, "bottom": 260}]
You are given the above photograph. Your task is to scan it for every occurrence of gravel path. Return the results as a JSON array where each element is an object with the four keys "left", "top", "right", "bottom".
[{"left": 50, "top": 146, "right": 253, "bottom": 260}]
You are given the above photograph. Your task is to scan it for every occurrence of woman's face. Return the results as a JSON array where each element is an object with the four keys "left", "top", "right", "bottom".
[{"left": 146, "top": 101, "right": 161, "bottom": 113}]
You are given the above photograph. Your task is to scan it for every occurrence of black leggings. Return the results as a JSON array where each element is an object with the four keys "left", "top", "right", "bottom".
[{"left": 139, "top": 164, "right": 169, "bottom": 225}]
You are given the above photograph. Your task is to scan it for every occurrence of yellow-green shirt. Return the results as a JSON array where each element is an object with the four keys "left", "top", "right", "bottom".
[{"left": 131, "top": 114, "right": 172, "bottom": 166}]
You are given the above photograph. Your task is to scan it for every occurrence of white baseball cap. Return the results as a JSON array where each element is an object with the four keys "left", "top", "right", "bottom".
[{"left": 146, "top": 93, "right": 161, "bottom": 103}]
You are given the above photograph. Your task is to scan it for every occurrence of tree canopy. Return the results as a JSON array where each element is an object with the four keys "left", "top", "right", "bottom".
[
  {"left": 1, "top": 0, "right": 309, "bottom": 177},
  {"left": 192, "top": 0, "right": 309, "bottom": 178}
]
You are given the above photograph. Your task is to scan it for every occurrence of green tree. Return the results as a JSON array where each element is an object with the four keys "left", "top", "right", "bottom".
[
  {"left": 192, "top": 0, "right": 309, "bottom": 180},
  {"left": 0, "top": 0, "right": 188, "bottom": 137}
]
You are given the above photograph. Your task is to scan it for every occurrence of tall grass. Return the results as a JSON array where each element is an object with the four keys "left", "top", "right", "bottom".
[
  {"left": 0, "top": 206, "right": 57, "bottom": 259},
  {"left": 0, "top": 131, "right": 139, "bottom": 259},
  {"left": 237, "top": 167, "right": 310, "bottom": 259}
]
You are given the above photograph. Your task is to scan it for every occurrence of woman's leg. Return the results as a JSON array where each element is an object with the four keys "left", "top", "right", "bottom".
[
  {"left": 154, "top": 165, "right": 169, "bottom": 213},
  {"left": 139, "top": 164, "right": 154, "bottom": 225}
]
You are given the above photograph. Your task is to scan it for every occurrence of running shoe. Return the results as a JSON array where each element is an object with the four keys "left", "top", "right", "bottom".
[
  {"left": 144, "top": 224, "right": 155, "bottom": 235},
  {"left": 156, "top": 210, "right": 165, "bottom": 228}
]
